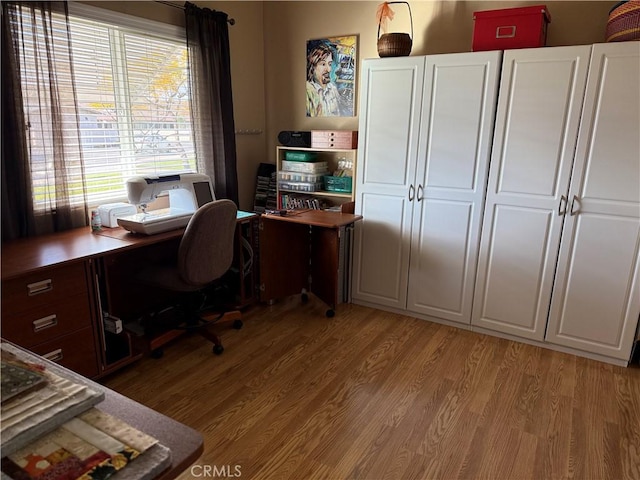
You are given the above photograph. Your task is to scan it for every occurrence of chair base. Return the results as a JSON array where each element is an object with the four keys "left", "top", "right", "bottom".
[{"left": 142, "top": 309, "right": 242, "bottom": 358}]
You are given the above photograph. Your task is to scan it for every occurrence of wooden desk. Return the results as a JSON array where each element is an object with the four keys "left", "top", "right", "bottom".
[
  {"left": 2, "top": 211, "right": 258, "bottom": 280},
  {"left": 1, "top": 228, "right": 133, "bottom": 280},
  {"left": 1, "top": 212, "right": 258, "bottom": 379},
  {"left": 259, "top": 210, "right": 362, "bottom": 316}
]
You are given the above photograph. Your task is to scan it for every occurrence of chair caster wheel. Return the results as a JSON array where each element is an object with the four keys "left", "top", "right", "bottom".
[
  {"left": 301, "top": 293, "right": 309, "bottom": 303},
  {"left": 233, "top": 319, "right": 243, "bottom": 330},
  {"left": 213, "top": 344, "right": 224, "bottom": 355},
  {"left": 326, "top": 309, "right": 335, "bottom": 318},
  {"left": 151, "top": 348, "right": 164, "bottom": 359}
]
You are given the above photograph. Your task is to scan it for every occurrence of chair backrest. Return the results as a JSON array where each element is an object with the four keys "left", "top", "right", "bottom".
[{"left": 177, "top": 199, "right": 238, "bottom": 286}]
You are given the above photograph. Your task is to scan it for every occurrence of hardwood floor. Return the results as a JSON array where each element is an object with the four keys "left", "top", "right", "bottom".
[{"left": 102, "top": 296, "right": 640, "bottom": 480}]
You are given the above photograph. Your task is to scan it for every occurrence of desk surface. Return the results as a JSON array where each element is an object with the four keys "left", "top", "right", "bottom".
[
  {"left": 1, "top": 212, "right": 258, "bottom": 280},
  {"left": 1, "top": 228, "right": 134, "bottom": 279},
  {"left": 261, "top": 209, "right": 362, "bottom": 228}
]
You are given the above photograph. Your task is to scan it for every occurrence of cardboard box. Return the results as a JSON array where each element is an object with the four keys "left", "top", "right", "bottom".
[
  {"left": 472, "top": 5, "right": 551, "bottom": 52},
  {"left": 311, "top": 130, "right": 358, "bottom": 149}
]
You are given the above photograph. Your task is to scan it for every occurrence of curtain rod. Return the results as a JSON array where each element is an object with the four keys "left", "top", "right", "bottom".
[{"left": 155, "top": 1, "right": 236, "bottom": 25}]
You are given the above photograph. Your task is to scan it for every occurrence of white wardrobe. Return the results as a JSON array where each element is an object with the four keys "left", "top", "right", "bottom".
[
  {"left": 472, "top": 45, "right": 592, "bottom": 340},
  {"left": 351, "top": 51, "right": 501, "bottom": 325},
  {"left": 352, "top": 42, "right": 640, "bottom": 365}
]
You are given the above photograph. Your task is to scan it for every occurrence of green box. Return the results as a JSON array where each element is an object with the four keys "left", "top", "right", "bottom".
[
  {"left": 284, "top": 151, "right": 318, "bottom": 162},
  {"left": 323, "top": 175, "right": 352, "bottom": 193}
]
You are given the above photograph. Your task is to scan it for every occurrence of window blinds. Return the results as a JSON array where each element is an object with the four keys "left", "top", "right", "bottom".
[{"left": 17, "top": 6, "right": 196, "bottom": 208}]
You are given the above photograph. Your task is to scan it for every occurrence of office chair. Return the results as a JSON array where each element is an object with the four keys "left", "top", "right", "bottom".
[{"left": 137, "top": 199, "right": 242, "bottom": 356}]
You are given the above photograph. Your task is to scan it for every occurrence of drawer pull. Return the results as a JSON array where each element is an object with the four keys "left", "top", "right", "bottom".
[
  {"left": 27, "top": 279, "right": 53, "bottom": 296},
  {"left": 42, "top": 348, "right": 63, "bottom": 362},
  {"left": 33, "top": 314, "right": 58, "bottom": 332}
]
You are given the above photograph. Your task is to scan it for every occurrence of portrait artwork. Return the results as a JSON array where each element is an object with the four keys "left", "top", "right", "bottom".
[{"left": 306, "top": 35, "right": 357, "bottom": 117}]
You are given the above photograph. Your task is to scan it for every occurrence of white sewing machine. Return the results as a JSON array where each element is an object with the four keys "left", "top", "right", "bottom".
[{"left": 117, "top": 173, "right": 215, "bottom": 235}]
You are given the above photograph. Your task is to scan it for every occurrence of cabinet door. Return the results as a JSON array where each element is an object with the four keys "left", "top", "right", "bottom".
[
  {"left": 407, "top": 51, "right": 501, "bottom": 324},
  {"left": 259, "top": 217, "right": 310, "bottom": 303},
  {"left": 546, "top": 42, "right": 640, "bottom": 360},
  {"left": 352, "top": 56, "right": 425, "bottom": 309},
  {"left": 472, "top": 46, "right": 592, "bottom": 340}
]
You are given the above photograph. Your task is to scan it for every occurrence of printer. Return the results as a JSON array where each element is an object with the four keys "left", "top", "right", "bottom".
[{"left": 117, "top": 173, "right": 215, "bottom": 235}]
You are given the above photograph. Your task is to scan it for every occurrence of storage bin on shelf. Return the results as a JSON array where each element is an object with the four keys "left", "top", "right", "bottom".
[
  {"left": 311, "top": 130, "right": 358, "bottom": 149},
  {"left": 284, "top": 151, "right": 318, "bottom": 162},
  {"left": 281, "top": 160, "right": 329, "bottom": 173},
  {"left": 278, "top": 171, "right": 326, "bottom": 183},
  {"left": 323, "top": 175, "right": 353, "bottom": 193},
  {"left": 277, "top": 180, "right": 324, "bottom": 192}
]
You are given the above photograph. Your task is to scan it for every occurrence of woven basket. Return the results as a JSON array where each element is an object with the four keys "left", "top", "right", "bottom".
[
  {"left": 377, "top": 1, "right": 414, "bottom": 57},
  {"left": 606, "top": 0, "right": 640, "bottom": 42}
]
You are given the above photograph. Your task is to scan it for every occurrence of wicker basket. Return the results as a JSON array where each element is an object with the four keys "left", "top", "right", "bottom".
[
  {"left": 606, "top": 0, "right": 640, "bottom": 42},
  {"left": 377, "top": 2, "right": 414, "bottom": 57}
]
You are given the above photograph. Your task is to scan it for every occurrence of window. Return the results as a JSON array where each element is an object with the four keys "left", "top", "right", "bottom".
[{"left": 18, "top": 5, "right": 196, "bottom": 208}]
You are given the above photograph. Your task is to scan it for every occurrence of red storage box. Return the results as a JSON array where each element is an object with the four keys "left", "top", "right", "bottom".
[{"left": 472, "top": 5, "right": 551, "bottom": 51}]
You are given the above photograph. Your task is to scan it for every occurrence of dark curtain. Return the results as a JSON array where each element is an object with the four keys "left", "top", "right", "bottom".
[
  {"left": 184, "top": 2, "right": 239, "bottom": 205},
  {"left": 1, "top": 1, "right": 88, "bottom": 242},
  {"left": 2, "top": 3, "right": 33, "bottom": 240}
]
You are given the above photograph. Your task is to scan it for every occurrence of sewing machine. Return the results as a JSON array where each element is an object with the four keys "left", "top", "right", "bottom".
[{"left": 117, "top": 173, "right": 215, "bottom": 235}]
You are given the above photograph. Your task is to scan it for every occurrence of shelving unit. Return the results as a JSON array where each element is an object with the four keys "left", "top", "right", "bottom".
[{"left": 276, "top": 146, "right": 356, "bottom": 211}]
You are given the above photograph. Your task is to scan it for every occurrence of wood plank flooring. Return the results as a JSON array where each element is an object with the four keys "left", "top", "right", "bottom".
[{"left": 102, "top": 296, "right": 640, "bottom": 480}]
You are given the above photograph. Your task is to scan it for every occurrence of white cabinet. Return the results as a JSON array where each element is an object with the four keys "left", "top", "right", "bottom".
[
  {"left": 351, "top": 56, "right": 424, "bottom": 311},
  {"left": 472, "top": 42, "right": 640, "bottom": 363},
  {"left": 472, "top": 45, "right": 592, "bottom": 340},
  {"left": 352, "top": 51, "right": 501, "bottom": 324},
  {"left": 544, "top": 42, "right": 640, "bottom": 360},
  {"left": 353, "top": 42, "right": 640, "bottom": 365}
]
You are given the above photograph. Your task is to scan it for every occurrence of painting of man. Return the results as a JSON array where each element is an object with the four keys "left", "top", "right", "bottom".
[{"left": 306, "top": 36, "right": 356, "bottom": 117}]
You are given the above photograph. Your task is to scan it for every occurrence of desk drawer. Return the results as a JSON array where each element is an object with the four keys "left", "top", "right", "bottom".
[
  {"left": 2, "top": 262, "right": 88, "bottom": 316},
  {"left": 2, "top": 294, "right": 92, "bottom": 348},
  {"left": 29, "top": 326, "right": 99, "bottom": 378}
]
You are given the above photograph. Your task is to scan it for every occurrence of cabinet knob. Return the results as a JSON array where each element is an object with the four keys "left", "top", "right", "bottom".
[{"left": 408, "top": 184, "right": 415, "bottom": 201}]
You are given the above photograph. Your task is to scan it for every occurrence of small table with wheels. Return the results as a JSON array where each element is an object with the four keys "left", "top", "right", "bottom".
[{"left": 259, "top": 209, "right": 363, "bottom": 317}]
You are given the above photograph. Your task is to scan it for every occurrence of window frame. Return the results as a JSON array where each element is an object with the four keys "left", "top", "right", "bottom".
[
  {"left": 68, "top": 3, "right": 185, "bottom": 42},
  {"left": 44, "top": 3, "right": 194, "bottom": 207}
]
